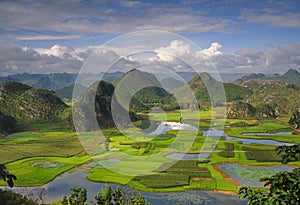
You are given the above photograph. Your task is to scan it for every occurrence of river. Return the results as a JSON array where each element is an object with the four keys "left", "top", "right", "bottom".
[{"left": 2, "top": 168, "right": 246, "bottom": 205}]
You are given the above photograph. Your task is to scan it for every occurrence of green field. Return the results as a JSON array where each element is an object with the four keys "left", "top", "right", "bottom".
[{"left": 1, "top": 108, "right": 299, "bottom": 194}]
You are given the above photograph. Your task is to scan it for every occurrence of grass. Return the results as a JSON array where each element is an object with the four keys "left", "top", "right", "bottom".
[
  {"left": 1, "top": 108, "right": 299, "bottom": 194},
  {"left": 87, "top": 168, "right": 133, "bottom": 185},
  {"left": 0, "top": 156, "right": 91, "bottom": 186},
  {"left": 0, "top": 131, "right": 86, "bottom": 164}
]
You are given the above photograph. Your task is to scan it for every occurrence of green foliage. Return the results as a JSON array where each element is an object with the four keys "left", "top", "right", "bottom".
[
  {"left": 114, "top": 69, "right": 179, "bottom": 112},
  {"left": 0, "top": 111, "right": 16, "bottom": 136},
  {"left": 223, "top": 83, "right": 253, "bottom": 102},
  {"left": 62, "top": 186, "right": 151, "bottom": 205},
  {"left": 62, "top": 186, "right": 87, "bottom": 205},
  {"left": 245, "top": 80, "right": 300, "bottom": 114},
  {"left": 0, "top": 132, "right": 86, "bottom": 164},
  {"left": 242, "top": 146, "right": 282, "bottom": 162},
  {"left": 0, "top": 189, "right": 38, "bottom": 205},
  {"left": 135, "top": 160, "right": 211, "bottom": 188},
  {"left": 277, "top": 145, "right": 300, "bottom": 164},
  {"left": 136, "top": 173, "right": 190, "bottom": 188},
  {"left": 0, "top": 164, "right": 17, "bottom": 188},
  {"left": 255, "top": 103, "right": 276, "bottom": 118},
  {"left": 239, "top": 145, "right": 300, "bottom": 204},
  {"left": 74, "top": 80, "right": 137, "bottom": 131},
  {"left": 218, "top": 142, "right": 234, "bottom": 158},
  {"left": 0, "top": 82, "right": 67, "bottom": 123},
  {"left": 289, "top": 109, "right": 300, "bottom": 129},
  {"left": 227, "top": 101, "right": 256, "bottom": 119},
  {"left": 175, "top": 72, "right": 252, "bottom": 108}
]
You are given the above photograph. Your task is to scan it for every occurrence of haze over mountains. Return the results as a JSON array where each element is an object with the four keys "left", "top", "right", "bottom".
[{"left": 0, "top": 69, "right": 296, "bottom": 94}]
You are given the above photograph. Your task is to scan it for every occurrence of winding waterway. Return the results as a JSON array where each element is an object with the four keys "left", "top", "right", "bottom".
[
  {"left": 2, "top": 123, "right": 295, "bottom": 204},
  {"left": 2, "top": 169, "right": 246, "bottom": 205}
]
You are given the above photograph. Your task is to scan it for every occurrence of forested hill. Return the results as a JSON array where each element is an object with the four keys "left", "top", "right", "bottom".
[
  {"left": 73, "top": 80, "right": 137, "bottom": 131},
  {"left": 244, "top": 80, "right": 300, "bottom": 114},
  {"left": 175, "top": 72, "right": 252, "bottom": 107},
  {"left": 113, "top": 69, "right": 178, "bottom": 111},
  {"left": 0, "top": 82, "right": 67, "bottom": 123}
]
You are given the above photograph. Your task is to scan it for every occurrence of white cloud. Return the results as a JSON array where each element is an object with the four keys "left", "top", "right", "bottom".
[
  {"left": 1, "top": 42, "right": 300, "bottom": 76},
  {"left": 0, "top": 44, "right": 84, "bottom": 75},
  {"left": 35, "top": 44, "right": 85, "bottom": 61},
  {"left": 155, "top": 40, "right": 191, "bottom": 62},
  {"left": 196, "top": 42, "right": 223, "bottom": 59}
]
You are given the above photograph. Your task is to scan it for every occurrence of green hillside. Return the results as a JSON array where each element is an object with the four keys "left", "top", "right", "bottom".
[
  {"left": 175, "top": 72, "right": 252, "bottom": 108},
  {"left": 73, "top": 80, "right": 137, "bottom": 131},
  {"left": 245, "top": 80, "right": 300, "bottom": 114},
  {"left": 56, "top": 83, "right": 86, "bottom": 100},
  {"left": 0, "top": 82, "right": 67, "bottom": 123},
  {"left": 114, "top": 69, "right": 178, "bottom": 112}
]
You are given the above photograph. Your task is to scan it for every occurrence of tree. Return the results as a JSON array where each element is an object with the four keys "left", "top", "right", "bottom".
[
  {"left": 0, "top": 189, "right": 38, "bottom": 205},
  {"left": 0, "top": 164, "right": 17, "bottom": 188},
  {"left": 289, "top": 109, "right": 300, "bottom": 129},
  {"left": 62, "top": 186, "right": 87, "bottom": 205},
  {"left": 239, "top": 145, "right": 300, "bottom": 204},
  {"left": 62, "top": 186, "right": 152, "bottom": 205}
]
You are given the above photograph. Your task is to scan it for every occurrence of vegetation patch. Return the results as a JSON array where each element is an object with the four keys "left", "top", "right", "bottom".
[
  {"left": 134, "top": 160, "right": 211, "bottom": 188},
  {"left": 31, "top": 161, "right": 67, "bottom": 169},
  {"left": 242, "top": 146, "right": 282, "bottom": 162},
  {"left": 218, "top": 142, "right": 234, "bottom": 158},
  {"left": 83, "top": 159, "right": 120, "bottom": 168},
  {"left": 135, "top": 173, "right": 190, "bottom": 188}
]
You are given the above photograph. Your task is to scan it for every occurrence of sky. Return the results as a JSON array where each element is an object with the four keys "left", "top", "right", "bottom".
[{"left": 1, "top": 0, "right": 300, "bottom": 76}]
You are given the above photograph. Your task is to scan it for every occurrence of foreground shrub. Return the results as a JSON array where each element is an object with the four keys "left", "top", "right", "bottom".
[{"left": 0, "top": 189, "right": 37, "bottom": 205}]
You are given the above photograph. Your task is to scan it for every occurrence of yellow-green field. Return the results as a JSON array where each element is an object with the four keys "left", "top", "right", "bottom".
[{"left": 1, "top": 109, "right": 299, "bottom": 194}]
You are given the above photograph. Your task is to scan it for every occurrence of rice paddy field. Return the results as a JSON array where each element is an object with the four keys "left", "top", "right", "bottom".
[{"left": 1, "top": 108, "right": 299, "bottom": 195}]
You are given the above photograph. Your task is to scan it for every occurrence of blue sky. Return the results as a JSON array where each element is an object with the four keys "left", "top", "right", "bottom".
[{"left": 0, "top": 0, "right": 300, "bottom": 75}]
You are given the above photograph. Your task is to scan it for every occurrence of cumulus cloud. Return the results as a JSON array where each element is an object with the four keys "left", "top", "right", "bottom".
[
  {"left": 211, "top": 44, "right": 300, "bottom": 73},
  {"left": 155, "top": 40, "right": 191, "bottom": 62},
  {"left": 0, "top": 44, "right": 83, "bottom": 76},
  {"left": 144, "top": 41, "right": 300, "bottom": 74},
  {"left": 196, "top": 42, "right": 223, "bottom": 59},
  {"left": 1, "top": 42, "right": 300, "bottom": 76}
]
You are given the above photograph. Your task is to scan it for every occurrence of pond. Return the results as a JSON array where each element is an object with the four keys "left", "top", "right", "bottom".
[
  {"left": 225, "top": 136, "right": 294, "bottom": 146},
  {"left": 218, "top": 164, "right": 293, "bottom": 187},
  {"left": 149, "top": 123, "right": 295, "bottom": 147},
  {"left": 2, "top": 168, "right": 246, "bottom": 205},
  {"left": 148, "top": 121, "right": 198, "bottom": 136},
  {"left": 243, "top": 132, "right": 292, "bottom": 136}
]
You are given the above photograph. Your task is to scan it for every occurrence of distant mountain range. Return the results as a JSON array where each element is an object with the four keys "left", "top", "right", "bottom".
[
  {"left": 0, "top": 72, "right": 125, "bottom": 91},
  {"left": 0, "top": 71, "right": 249, "bottom": 92},
  {"left": 234, "top": 69, "right": 300, "bottom": 86}
]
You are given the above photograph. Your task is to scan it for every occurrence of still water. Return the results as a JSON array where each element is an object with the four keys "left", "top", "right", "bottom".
[{"left": 3, "top": 169, "right": 246, "bottom": 205}]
